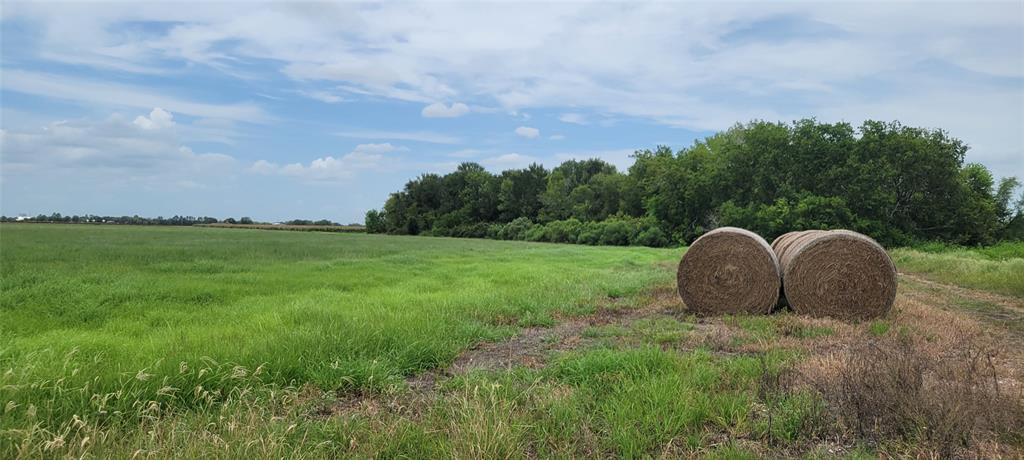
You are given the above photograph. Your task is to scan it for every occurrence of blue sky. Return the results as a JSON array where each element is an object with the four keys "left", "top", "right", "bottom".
[{"left": 2, "top": 1, "right": 1022, "bottom": 224}]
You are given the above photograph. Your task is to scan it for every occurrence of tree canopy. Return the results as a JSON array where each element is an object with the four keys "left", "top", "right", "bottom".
[{"left": 366, "top": 119, "right": 1024, "bottom": 247}]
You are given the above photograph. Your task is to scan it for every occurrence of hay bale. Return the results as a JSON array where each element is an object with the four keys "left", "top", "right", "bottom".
[
  {"left": 772, "top": 230, "right": 828, "bottom": 275},
  {"left": 770, "top": 231, "right": 825, "bottom": 308},
  {"left": 774, "top": 229, "right": 896, "bottom": 320},
  {"left": 677, "top": 227, "right": 780, "bottom": 315}
]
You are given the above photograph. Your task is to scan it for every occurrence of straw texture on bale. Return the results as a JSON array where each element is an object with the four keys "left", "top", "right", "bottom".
[
  {"left": 677, "top": 227, "right": 781, "bottom": 315},
  {"left": 772, "top": 229, "right": 897, "bottom": 320}
]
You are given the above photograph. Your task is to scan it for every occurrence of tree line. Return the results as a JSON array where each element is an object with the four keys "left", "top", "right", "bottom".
[
  {"left": 366, "top": 119, "right": 1024, "bottom": 247},
  {"left": 0, "top": 214, "right": 354, "bottom": 227},
  {"left": 0, "top": 214, "right": 225, "bottom": 225}
]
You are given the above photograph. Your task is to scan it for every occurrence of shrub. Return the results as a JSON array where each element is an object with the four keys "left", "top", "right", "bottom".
[
  {"left": 524, "top": 224, "right": 547, "bottom": 242},
  {"left": 498, "top": 217, "right": 534, "bottom": 240},
  {"left": 634, "top": 226, "right": 669, "bottom": 247},
  {"left": 486, "top": 224, "right": 503, "bottom": 240},
  {"left": 598, "top": 219, "right": 631, "bottom": 246},
  {"left": 365, "top": 209, "right": 387, "bottom": 233},
  {"left": 805, "top": 335, "right": 1024, "bottom": 457},
  {"left": 451, "top": 223, "right": 490, "bottom": 238},
  {"left": 543, "top": 218, "right": 583, "bottom": 244},
  {"left": 577, "top": 221, "right": 602, "bottom": 245}
]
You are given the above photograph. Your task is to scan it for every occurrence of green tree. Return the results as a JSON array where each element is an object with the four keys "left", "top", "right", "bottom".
[{"left": 497, "top": 163, "right": 548, "bottom": 222}]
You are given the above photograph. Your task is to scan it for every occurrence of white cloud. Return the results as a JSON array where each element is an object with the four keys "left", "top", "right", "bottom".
[
  {"left": 1, "top": 108, "right": 235, "bottom": 179},
  {"left": 4, "top": 3, "right": 1023, "bottom": 179},
  {"left": 421, "top": 102, "right": 470, "bottom": 118},
  {"left": 515, "top": 126, "right": 540, "bottom": 139},
  {"left": 549, "top": 134, "right": 566, "bottom": 140},
  {"left": 558, "top": 113, "right": 587, "bottom": 125},
  {"left": 481, "top": 153, "right": 540, "bottom": 170},
  {"left": 334, "top": 129, "right": 460, "bottom": 144},
  {"left": 250, "top": 159, "right": 279, "bottom": 175},
  {"left": 133, "top": 108, "right": 175, "bottom": 130},
  {"left": 250, "top": 143, "right": 396, "bottom": 182}
]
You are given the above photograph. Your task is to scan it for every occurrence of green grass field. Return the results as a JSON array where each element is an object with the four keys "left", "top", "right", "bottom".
[{"left": 2, "top": 225, "right": 1022, "bottom": 458}]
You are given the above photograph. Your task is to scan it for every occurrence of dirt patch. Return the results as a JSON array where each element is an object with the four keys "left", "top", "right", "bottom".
[
  {"left": 451, "top": 286, "right": 682, "bottom": 373},
  {"left": 315, "top": 286, "right": 686, "bottom": 418}
]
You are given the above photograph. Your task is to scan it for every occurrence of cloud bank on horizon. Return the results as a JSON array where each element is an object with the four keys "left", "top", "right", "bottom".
[{"left": 1, "top": 1, "right": 1022, "bottom": 223}]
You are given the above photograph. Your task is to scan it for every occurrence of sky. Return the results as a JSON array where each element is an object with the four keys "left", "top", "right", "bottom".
[{"left": 1, "top": 1, "right": 1022, "bottom": 224}]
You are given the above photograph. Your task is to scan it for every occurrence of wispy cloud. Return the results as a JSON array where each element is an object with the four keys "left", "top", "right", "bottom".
[
  {"left": 558, "top": 113, "right": 587, "bottom": 125},
  {"left": 2, "top": 70, "right": 268, "bottom": 123},
  {"left": 334, "top": 129, "right": 461, "bottom": 144},
  {"left": 515, "top": 126, "right": 540, "bottom": 139}
]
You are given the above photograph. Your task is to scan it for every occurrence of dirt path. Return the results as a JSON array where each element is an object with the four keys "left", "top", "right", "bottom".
[
  {"left": 899, "top": 272, "right": 1024, "bottom": 312},
  {"left": 899, "top": 272, "right": 1024, "bottom": 341}
]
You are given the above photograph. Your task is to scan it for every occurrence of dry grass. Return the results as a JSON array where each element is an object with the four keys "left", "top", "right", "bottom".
[
  {"left": 671, "top": 272, "right": 1024, "bottom": 457},
  {"left": 785, "top": 281, "right": 1024, "bottom": 458},
  {"left": 804, "top": 335, "right": 1023, "bottom": 458}
]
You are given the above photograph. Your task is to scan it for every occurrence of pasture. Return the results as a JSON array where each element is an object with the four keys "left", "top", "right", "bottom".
[{"left": 1, "top": 224, "right": 1022, "bottom": 458}]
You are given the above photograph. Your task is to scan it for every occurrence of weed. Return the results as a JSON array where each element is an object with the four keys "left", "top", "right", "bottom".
[
  {"left": 804, "top": 334, "right": 1024, "bottom": 457},
  {"left": 868, "top": 320, "right": 890, "bottom": 336}
]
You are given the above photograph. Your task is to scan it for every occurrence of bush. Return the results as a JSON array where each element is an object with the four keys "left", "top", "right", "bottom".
[
  {"left": 524, "top": 224, "right": 547, "bottom": 242},
  {"left": 486, "top": 224, "right": 503, "bottom": 240},
  {"left": 577, "top": 221, "right": 602, "bottom": 245},
  {"left": 498, "top": 217, "right": 534, "bottom": 240},
  {"left": 451, "top": 223, "right": 490, "bottom": 238},
  {"left": 598, "top": 219, "right": 631, "bottom": 246},
  {"left": 634, "top": 226, "right": 669, "bottom": 247},
  {"left": 542, "top": 218, "right": 583, "bottom": 244},
  {"left": 365, "top": 209, "right": 387, "bottom": 233}
]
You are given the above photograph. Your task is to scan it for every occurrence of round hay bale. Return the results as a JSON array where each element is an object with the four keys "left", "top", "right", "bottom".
[
  {"left": 774, "top": 230, "right": 828, "bottom": 274},
  {"left": 677, "top": 227, "right": 780, "bottom": 315},
  {"left": 771, "top": 230, "right": 820, "bottom": 254},
  {"left": 770, "top": 230, "right": 825, "bottom": 308},
  {"left": 775, "top": 229, "right": 896, "bottom": 320}
]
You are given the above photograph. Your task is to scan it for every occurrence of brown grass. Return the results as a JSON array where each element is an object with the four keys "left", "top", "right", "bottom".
[
  {"left": 783, "top": 281, "right": 1024, "bottom": 458},
  {"left": 800, "top": 334, "right": 1023, "bottom": 458}
]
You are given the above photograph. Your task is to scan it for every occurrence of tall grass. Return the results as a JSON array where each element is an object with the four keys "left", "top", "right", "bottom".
[
  {"left": 0, "top": 224, "right": 678, "bottom": 454},
  {"left": 891, "top": 242, "right": 1024, "bottom": 297}
]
